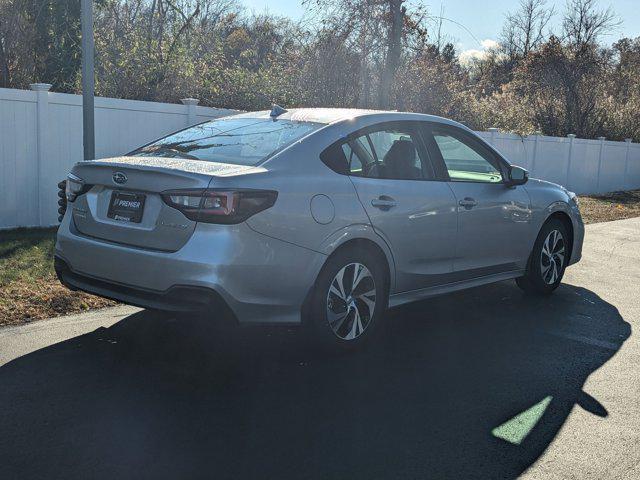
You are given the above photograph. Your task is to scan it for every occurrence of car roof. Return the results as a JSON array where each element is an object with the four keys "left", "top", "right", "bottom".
[{"left": 230, "top": 108, "right": 469, "bottom": 130}]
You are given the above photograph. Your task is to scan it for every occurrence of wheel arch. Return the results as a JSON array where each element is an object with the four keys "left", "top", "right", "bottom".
[
  {"left": 325, "top": 238, "right": 392, "bottom": 293},
  {"left": 301, "top": 228, "right": 395, "bottom": 323},
  {"left": 317, "top": 224, "right": 396, "bottom": 291}
]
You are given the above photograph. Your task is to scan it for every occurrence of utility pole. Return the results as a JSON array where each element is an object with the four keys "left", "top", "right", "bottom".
[{"left": 81, "top": 0, "right": 95, "bottom": 160}]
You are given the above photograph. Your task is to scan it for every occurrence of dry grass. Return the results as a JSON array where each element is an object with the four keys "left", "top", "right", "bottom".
[
  {"left": 1, "top": 191, "right": 640, "bottom": 327},
  {"left": 0, "top": 228, "right": 115, "bottom": 327},
  {"left": 577, "top": 190, "right": 640, "bottom": 224}
]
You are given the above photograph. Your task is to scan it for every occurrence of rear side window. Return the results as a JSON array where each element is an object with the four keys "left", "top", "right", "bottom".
[
  {"left": 320, "top": 123, "right": 433, "bottom": 180},
  {"left": 341, "top": 141, "right": 366, "bottom": 175},
  {"left": 130, "top": 118, "right": 321, "bottom": 166}
]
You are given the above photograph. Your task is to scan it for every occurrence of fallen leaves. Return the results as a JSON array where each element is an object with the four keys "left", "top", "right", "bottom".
[
  {"left": 578, "top": 190, "right": 640, "bottom": 224},
  {"left": 0, "top": 278, "right": 115, "bottom": 326}
]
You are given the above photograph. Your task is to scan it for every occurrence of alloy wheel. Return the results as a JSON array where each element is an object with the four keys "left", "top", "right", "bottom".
[
  {"left": 325, "top": 263, "right": 377, "bottom": 340},
  {"left": 540, "top": 229, "right": 565, "bottom": 285}
]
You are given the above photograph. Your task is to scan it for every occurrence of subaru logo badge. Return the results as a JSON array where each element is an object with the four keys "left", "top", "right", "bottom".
[{"left": 112, "top": 172, "right": 127, "bottom": 185}]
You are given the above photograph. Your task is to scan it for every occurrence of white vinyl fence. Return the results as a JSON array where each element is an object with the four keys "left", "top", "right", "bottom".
[
  {"left": 476, "top": 128, "right": 640, "bottom": 196},
  {"left": 0, "top": 85, "right": 235, "bottom": 229},
  {"left": 1, "top": 85, "right": 640, "bottom": 229}
]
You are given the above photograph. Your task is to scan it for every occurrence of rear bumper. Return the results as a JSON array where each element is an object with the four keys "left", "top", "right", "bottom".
[
  {"left": 55, "top": 256, "right": 230, "bottom": 313},
  {"left": 55, "top": 215, "right": 327, "bottom": 324}
]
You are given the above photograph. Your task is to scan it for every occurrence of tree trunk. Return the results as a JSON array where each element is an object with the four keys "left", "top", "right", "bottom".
[
  {"left": 357, "top": 19, "right": 370, "bottom": 108},
  {"left": 359, "top": 67, "right": 371, "bottom": 108},
  {"left": 378, "top": 0, "right": 404, "bottom": 109},
  {"left": 0, "top": 37, "right": 10, "bottom": 87}
]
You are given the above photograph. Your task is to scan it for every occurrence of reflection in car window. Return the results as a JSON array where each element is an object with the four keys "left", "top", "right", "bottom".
[
  {"left": 361, "top": 129, "right": 425, "bottom": 179},
  {"left": 320, "top": 124, "right": 434, "bottom": 180},
  {"left": 130, "top": 118, "right": 321, "bottom": 166},
  {"left": 350, "top": 128, "right": 427, "bottom": 180},
  {"left": 431, "top": 130, "right": 503, "bottom": 183},
  {"left": 342, "top": 142, "right": 364, "bottom": 174},
  {"left": 358, "top": 136, "right": 376, "bottom": 161},
  {"left": 368, "top": 131, "right": 410, "bottom": 161}
]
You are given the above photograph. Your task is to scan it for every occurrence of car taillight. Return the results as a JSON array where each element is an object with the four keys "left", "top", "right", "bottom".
[
  {"left": 65, "top": 173, "right": 86, "bottom": 202},
  {"left": 59, "top": 174, "right": 92, "bottom": 221},
  {"left": 161, "top": 189, "right": 278, "bottom": 224}
]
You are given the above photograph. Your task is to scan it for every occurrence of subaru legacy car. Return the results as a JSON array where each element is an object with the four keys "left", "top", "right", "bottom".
[{"left": 55, "top": 108, "right": 583, "bottom": 349}]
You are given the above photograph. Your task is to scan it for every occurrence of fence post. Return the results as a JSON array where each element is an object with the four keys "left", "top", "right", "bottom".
[
  {"left": 30, "top": 83, "right": 52, "bottom": 227},
  {"left": 487, "top": 127, "right": 498, "bottom": 146},
  {"left": 595, "top": 136, "right": 606, "bottom": 193},
  {"left": 623, "top": 138, "right": 632, "bottom": 190},
  {"left": 564, "top": 134, "right": 576, "bottom": 188},
  {"left": 181, "top": 98, "right": 199, "bottom": 126},
  {"left": 529, "top": 131, "right": 542, "bottom": 176}
]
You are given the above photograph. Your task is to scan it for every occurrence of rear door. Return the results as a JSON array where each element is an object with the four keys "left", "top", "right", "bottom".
[
  {"left": 422, "top": 123, "right": 531, "bottom": 276},
  {"left": 340, "top": 121, "right": 458, "bottom": 293}
]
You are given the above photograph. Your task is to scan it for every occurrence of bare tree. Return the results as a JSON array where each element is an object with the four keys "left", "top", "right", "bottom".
[
  {"left": 500, "top": 0, "right": 554, "bottom": 59},
  {"left": 303, "top": 0, "right": 427, "bottom": 109},
  {"left": 562, "top": 0, "right": 619, "bottom": 51},
  {"left": 304, "top": 0, "right": 389, "bottom": 107}
]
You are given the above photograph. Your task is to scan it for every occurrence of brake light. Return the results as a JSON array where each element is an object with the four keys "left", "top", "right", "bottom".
[{"left": 161, "top": 189, "right": 277, "bottom": 224}]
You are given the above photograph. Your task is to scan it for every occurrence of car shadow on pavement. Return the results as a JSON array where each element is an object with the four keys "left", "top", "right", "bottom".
[{"left": 0, "top": 281, "right": 631, "bottom": 480}]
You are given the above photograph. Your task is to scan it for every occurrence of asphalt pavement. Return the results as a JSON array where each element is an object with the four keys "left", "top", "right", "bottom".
[{"left": 1, "top": 217, "right": 638, "bottom": 479}]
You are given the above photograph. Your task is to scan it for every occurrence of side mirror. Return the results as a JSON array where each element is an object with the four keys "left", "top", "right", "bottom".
[{"left": 507, "top": 165, "right": 528, "bottom": 186}]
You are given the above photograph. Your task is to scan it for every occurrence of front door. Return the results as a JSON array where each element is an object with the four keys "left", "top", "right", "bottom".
[
  {"left": 424, "top": 124, "right": 532, "bottom": 276},
  {"left": 342, "top": 122, "right": 458, "bottom": 293}
]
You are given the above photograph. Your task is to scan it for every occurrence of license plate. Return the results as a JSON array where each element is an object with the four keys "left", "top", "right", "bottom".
[{"left": 107, "top": 191, "right": 146, "bottom": 223}]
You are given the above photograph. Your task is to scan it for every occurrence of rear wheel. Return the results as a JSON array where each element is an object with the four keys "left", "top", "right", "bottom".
[
  {"left": 516, "top": 218, "right": 569, "bottom": 294},
  {"left": 305, "top": 249, "right": 387, "bottom": 351}
]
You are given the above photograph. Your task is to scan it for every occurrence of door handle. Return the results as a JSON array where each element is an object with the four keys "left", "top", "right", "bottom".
[
  {"left": 458, "top": 197, "right": 478, "bottom": 209},
  {"left": 371, "top": 196, "right": 397, "bottom": 210}
]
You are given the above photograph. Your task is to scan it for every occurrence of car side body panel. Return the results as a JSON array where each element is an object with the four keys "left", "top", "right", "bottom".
[
  {"left": 349, "top": 176, "right": 459, "bottom": 293},
  {"left": 446, "top": 180, "right": 532, "bottom": 273}
]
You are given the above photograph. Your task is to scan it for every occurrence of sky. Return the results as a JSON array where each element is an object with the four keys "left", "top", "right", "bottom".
[{"left": 240, "top": 0, "right": 640, "bottom": 61}]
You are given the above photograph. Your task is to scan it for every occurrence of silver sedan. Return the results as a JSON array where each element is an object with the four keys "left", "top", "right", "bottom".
[{"left": 55, "top": 108, "right": 584, "bottom": 350}]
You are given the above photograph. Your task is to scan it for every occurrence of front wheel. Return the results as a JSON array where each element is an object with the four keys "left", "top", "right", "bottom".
[
  {"left": 516, "top": 218, "right": 569, "bottom": 295},
  {"left": 305, "top": 249, "right": 388, "bottom": 351}
]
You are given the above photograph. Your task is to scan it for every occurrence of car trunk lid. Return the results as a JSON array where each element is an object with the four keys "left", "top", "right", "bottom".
[{"left": 68, "top": 156, "right": 262, "bottom": 251}]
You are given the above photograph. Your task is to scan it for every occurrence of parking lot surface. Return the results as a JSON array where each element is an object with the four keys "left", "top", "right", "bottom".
[{"left": 1, "top": 218, "right": 638, "bottom": 479}]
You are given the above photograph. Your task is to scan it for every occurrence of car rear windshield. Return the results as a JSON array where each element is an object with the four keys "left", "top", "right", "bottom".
[{"left": 129, "top": 118, "right": 321, "bottom": 166}]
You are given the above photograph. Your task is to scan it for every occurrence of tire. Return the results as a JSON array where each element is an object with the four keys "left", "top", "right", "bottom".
[
  {"left": 516, "top": 218, "right": 570, "bottom": 295},
  {"left": 304, "top": 248, "right": 388, "bottom": 351}
]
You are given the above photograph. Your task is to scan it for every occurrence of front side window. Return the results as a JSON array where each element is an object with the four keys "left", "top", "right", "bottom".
[
  {"left": 130, "top": 118, "right": 321, "bottom": 166},
  {"left": 430, "top": 128, "right": 503, "bottom": 183},
  {"left": 320, "top": 124, "right": 432, "bottom": 180}
]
